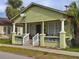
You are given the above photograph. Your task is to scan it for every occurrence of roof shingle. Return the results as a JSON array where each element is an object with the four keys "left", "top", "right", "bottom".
[{"left": 0, "top": 18, "right": 12, "bottom": 25}]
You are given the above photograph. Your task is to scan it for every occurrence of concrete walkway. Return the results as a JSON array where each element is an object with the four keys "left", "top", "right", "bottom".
[
  {"left": 0, "top": 44, "right": 79, "bottom": 57},
  {"left": 0, "top": 51, "right": 34, "bottom": 59}
]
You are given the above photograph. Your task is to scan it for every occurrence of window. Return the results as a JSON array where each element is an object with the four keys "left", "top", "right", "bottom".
[
  {"left": 17, "top": 27, "right": 23, "bottom": 35},
  {"left": 48, "top": 21, "right": 60, "bottom": 36}
]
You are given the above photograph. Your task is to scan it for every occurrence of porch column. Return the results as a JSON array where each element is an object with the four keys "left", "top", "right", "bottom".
[
  {"left": 25, "top": 23, "right": 27, "bottom": 34},
  {"left": 60, "top": 19, "right": 66, "bottom": 48},
  {"left": 61, "top": 19, "right": 65, "bottom": 32},
  {"left": 40, "top": 21, "right": 45, "bottom": 46},
  {"left": 13, "top": 23, "right": 16, "bottom": 33},
  {"left": 42, "top": 21, "right": 44, "bottom": 34},
  {"left": 12, "top": 23, "right": 16, "bottom": 44},
  {"left": 5, "top": 26, "right": 8, "bottom": 35}
]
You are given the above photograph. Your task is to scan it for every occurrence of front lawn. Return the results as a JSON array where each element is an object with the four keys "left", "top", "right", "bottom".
[
  {"left": 0, "top": 39, "right": 11, "bottom": 44},
  {"left": 0, "top": 46, "right": 78, "bottom": 59},
  {"left": 64, "top": 47, "right": 79, "bottom": 52}
]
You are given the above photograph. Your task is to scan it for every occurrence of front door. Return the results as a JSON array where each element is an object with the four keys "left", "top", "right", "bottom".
[{"left": 36, "top": 25, "right": 41, "bottom": 34}]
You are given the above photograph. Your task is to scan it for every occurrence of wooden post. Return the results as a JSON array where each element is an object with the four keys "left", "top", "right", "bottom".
[
  {"left": 60, "top": 19, "right": 66, "bottom": 48},
  {"left": 40, "top": 21, "right": 45, "bottom": 46},
  {"left": 12, "top": 23, "right": 16, "bottom": 44}
]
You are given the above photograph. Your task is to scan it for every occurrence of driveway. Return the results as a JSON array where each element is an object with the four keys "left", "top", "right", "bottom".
[{"left": 0, "top": 51, "right": 34, "bottom": 59}]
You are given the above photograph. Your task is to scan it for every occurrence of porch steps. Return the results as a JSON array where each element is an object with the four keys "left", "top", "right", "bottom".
[{"left": 23, "top": 39, "right": 32, "bottom": 46}]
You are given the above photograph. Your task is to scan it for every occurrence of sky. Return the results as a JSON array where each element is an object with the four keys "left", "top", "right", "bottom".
[{"left": 0, "top": 0, "right": 74, "bottom": 17}]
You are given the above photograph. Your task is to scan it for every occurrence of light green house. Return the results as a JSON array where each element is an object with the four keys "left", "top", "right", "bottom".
[{"left": 11, "top": 2, "right": 74, "bottom": 49}]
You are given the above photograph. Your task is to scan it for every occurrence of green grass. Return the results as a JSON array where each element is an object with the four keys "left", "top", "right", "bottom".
[
  {"left": 0, "top": 39, "right": 12, "bottom": 44},
  {"left": 64, "top": 47, "right": 79, "bottom": 52},
  {"left": 0, "top": 46, "right": 78, "bottom": 59}
]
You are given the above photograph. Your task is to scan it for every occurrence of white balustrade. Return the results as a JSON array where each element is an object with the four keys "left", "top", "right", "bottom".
[
  {"left": 23, "top": 33, "right": 30, "bottom": 46},
  {"left": 32, "top": 33, "right": 39, "bottom": 46}
]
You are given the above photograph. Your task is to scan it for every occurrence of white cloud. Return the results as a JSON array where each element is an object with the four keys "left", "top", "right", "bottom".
[{"left": 0, "top": 0, "right": 7, "bottom": 13}]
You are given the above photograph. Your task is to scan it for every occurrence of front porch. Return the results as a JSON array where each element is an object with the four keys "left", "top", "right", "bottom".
[{"left": 12, "top": 19, "right": 72, "bottom": 48}]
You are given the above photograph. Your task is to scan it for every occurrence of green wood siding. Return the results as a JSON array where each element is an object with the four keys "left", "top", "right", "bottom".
[
  {"left": 14, "top": 5, "right": 64, "bottom": 23},
  {"left": 13, "top": 5, "right": 73, "bottom": 41}
]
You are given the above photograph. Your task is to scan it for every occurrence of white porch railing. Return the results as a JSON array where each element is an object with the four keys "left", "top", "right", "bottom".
[
  {"left": 23, "top": 33, "right": 30, "bottom": 46},
  {"left": 32, "top": 33, "right": 40, "bottom": 46}
]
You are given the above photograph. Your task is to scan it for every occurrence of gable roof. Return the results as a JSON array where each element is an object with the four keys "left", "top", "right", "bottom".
[
  {"left": 0, "top": 18, "right": 12, "bottom": 25},
  {"left": 10, "top": 2, "right": 72, "bottom": 22}
]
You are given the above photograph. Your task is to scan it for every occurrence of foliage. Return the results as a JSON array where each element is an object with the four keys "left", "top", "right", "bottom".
[
  {"left": 0, "top": 39, "right": 11, "bottom": 44},
  {"left": 6, "top": 0, "right": 23, "bottom": 19},
  {"left": 6, "top": 6, "right": 20, "bottom": 19},
  {"left": 76, "top": 10, "right": 79, "bottom": 24},
  {"left": 8, "top": 0, "right": 23, "bottom": 8},
  {"left": 66, "top": 1, "right": 79, "bottom": 46},
  {"left": 66, "top": 1, "right": 79, "bottom": 24},
  {"left": 64, "top": 47, "right": 79, "bottom": 52},
  {"left": 67, "top": 2, "right": 77, "bottom": 16}
]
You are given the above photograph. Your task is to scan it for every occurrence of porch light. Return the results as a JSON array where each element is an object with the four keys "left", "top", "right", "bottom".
[{"left": 20, "top": 13, "right": 26, "bottom": 17}]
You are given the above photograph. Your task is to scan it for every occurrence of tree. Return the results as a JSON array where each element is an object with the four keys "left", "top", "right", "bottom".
[
  {"left": 8, "top": 0, "right": 23, "bottom": 8},
  {"left": 6, "top": 6, "right": 20, "bottom": 19},
  {"left": 66, "top": 1, "right": 79, "bottom": 46},
  {"left": 67, "top": 1, "right": 79, "bottom": 24},
  {"left": 6, "top": 0, "right": 23, "bottom": 19},
  {"left": 66, "top": 2, "right": 77, "bottom": 16}
]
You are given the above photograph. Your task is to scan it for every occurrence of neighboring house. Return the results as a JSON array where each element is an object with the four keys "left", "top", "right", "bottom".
[
  {"left": 11, "top": 2, "right": 74, "bottom": 48},
  {"left": 0, "top": 18, "right": 12, "bottom": 39}
]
